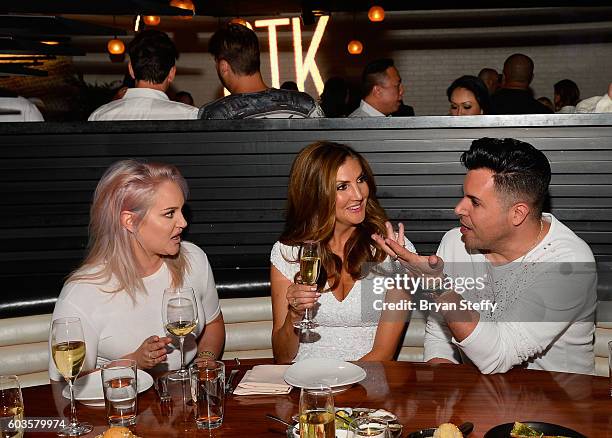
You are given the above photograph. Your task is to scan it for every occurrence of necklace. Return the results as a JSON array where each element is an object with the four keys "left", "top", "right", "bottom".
[{"left": 486, "top": 218, "right": 545, "bottom": 317}]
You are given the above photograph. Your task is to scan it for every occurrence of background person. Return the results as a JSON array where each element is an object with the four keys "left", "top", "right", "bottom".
[
  {"left": 447, "top": 75, "right": 491, "bottom": 116},
  {"left": 553, "top": 79, "right": 580, "bottom": 113},
  {"left": 48, "top": 160, "right": 224, "bottom": 379},
  {"left": 270, "top": 141, "right": 415, "bottom": 363},
  {"left": 349, "top": 58, "right": 404, "bottom": 117},
  {"left": 88, "top": 30, "right": 198, "bottom": 121}
]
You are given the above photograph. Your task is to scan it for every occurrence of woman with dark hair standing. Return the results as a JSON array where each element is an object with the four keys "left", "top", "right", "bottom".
[
  {"left": 447, "top": 75, "right": 491, "bottom": 116},
  {"left": 270, "top": 141, "right": 415, "bottom": 362}
]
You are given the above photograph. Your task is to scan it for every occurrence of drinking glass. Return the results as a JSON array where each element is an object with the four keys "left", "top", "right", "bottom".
[
  {"left": 294, "top": 241, "right": 321, "bottom": 330},
  {"left": 0, "top": 375, "right": 24, "bottom": 438},
  {"left": 348, "top": 416, "right": 390, "bottom": 438},
  {"left": 298, "top": 385, "right": 334, "bottom": 438},
  {"left": 163, "top": 287, "right": 198, "bottom": 381},
  {"left": 189, "top": 360, "right": 225, "bottom": 429},
  {"left": 51, "top": 317, "right": 93, "bottom": 436},
  {"left": 101, "top": 359, "right": 138, "bottom": 426}
]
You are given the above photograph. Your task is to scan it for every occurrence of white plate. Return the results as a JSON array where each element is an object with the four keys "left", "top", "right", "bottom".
[
  {"left": 284, "top": 358, "right": 366, "bottom": 390},
  {"left": 62, "top": 369, "right": 154, "bottom": 407}
]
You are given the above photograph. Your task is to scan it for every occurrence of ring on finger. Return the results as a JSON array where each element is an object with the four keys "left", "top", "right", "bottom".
[{"left": 292, "top": 298, "right": 298, "bottom": 308}]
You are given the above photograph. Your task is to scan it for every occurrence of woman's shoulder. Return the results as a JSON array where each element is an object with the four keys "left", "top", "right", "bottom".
[
  {"left": 181, "top": 241, "right": 210, "bottom": 263},
  {"left": 271, "top": 240, "right": 299, "bottom": 259}
]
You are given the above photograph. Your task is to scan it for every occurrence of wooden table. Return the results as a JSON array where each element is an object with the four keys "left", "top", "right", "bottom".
[{"left": 21, "top": 360, "right": 612, "bottom": 437}]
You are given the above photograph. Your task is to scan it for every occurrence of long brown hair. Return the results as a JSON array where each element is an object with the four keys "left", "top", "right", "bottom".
[
  {"left": 280, "top": 141, "right": 388, "bottom": 289},
  {"left": 67, "top": 160, "right": 190, "bottom": 299}
]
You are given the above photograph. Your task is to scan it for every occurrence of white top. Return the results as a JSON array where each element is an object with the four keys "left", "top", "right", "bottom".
[
  {"left": 0, "top": 96, "right": 44, "bottom": 122},
  {"left": 556, "top": 105, "right": 576, "bottom": 114},
  {"left": 88, "top": 88, "right": 198, "bottom": 121},
  {"left": 48, "top": 242, "right": 221, "bottom": 380},
  {"left": 576, "top": 93, "right": 612, "bottom": 113},
  {"left": 424, "top": 213, "right": 597, "bottom": 374},
  {"left": 349, "top": 100, "right": 386, "bottom": 117},
  {"left": 271, "top": 237, "right": 415, "bottom": 361}
]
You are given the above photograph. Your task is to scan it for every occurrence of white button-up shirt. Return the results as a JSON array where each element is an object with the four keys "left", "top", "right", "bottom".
[
  {"left": 88, "top": 88, "right": 198, "bottom": 121},
  {"left": 348, "top": 99, "right": 387, "bottom": 117}
]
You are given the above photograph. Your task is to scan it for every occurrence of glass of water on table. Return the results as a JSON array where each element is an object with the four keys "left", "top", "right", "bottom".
[
  {"left": 101, "top": 359, "right": 138, "bottom": 426},
  {"left": 299, "top": 385, "right": 334, "bottom": 438}
]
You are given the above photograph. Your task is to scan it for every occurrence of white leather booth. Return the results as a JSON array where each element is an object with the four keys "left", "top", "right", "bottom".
[{"left": 0, "top": 297, "right": 609, "bottom": 388}]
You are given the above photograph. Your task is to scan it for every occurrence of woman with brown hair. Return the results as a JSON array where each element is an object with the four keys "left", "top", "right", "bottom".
[{"left": 270, "top": 141, "right": 415, "bottom": 362}]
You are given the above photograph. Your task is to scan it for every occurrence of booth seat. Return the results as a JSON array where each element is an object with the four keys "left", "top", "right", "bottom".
[{"left": 1, "top": 298, "right": 609, "bottom": 388}]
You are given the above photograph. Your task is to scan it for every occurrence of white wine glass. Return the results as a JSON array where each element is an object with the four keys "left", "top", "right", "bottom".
[
  {"left": 298, "top": 385, "right": 334, "bottom": 438},
  {"left": 163, "top": 287, "right": 198, "bottom": 381},
  {"left": 51, "top": 317, "right": 93, "bottom": 436},
  {"left": 294, "top": 241, "right": 321, "bottom": 330},
  {"left": 0, "top": 375, "right": 24, "bottom": 438}
]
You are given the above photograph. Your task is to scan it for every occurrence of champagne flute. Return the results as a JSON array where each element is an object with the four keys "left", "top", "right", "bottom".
[
  {"left": 294, "top": 241, "right": 321, "bottom": 330},
  {"left": 0, "top": 375, "right": 24, "bottom": 438},
  {"left": 163, "top": 287, "right": 198, "bottom": 381},
  {"left": 298, "top": 385, "right": 334, "bottom": 438},
  {"left": 51, "top": 317, "right": 93, "bottom": 436}
]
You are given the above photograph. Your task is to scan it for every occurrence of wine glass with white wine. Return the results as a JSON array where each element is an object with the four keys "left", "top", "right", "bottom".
[
  {"left": 51, "top": 317, "right": 93, "bottom": 436},
  {"left": 163, "top": 287, "right": 198, "bottom": 381},
  {"left": 294, "top": 241, "right": 321, "bottom": 330}
]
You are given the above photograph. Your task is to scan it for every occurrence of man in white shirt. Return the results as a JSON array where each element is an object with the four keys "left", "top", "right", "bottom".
[
  {"left": 576, "top": 82, "right": 612, "bottom": 113},
  {"left": 0, "top": 89, "right": 44, "bottom": 122},
  {"left": 88, "top": 30, "right": 197, "bottom": 121},
  {"left": 373, "top": 138, "right": 597, "bottom": 374},
  {"left": 349, "top": 58, "right": 404, "bottom": 117}
]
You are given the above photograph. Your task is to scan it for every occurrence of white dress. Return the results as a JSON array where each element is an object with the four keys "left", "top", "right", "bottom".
[
  {"left": 271, "top": 238, "right": 415, "bottom": 361},
  {"left": 49, "top": 242, "right": 220, "bottom": 380}
]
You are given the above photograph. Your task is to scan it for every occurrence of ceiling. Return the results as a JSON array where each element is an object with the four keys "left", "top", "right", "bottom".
[{"left": 2, "top": 0, "right": 612, "bottom": 76}]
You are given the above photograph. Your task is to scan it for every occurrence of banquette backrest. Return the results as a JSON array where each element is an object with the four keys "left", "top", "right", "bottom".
[{"left": 1, "top": 115, "right": 611, "bottom": 384}]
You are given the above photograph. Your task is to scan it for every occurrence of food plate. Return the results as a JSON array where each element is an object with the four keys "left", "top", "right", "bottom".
[
  {"left": 483, "top": 422, "right": 586, "bottom": 438},
  {"left": 62, "top": 369, "right": 154, "bottom": 407},
  {"left": 284, "top": 358, "right": 366, "bottom": 392}
]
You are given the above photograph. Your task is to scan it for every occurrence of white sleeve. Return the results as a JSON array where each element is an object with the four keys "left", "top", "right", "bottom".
[
  {"left": 24, "top": 100, "right": 44, "bottom": 122},
  {"left": 423, "top": 313, "right": 461, "bottom": 363},
  {"left": 270, "top": 241, "right": 300, "bottom": 282},
  {"left": 192, "top": 248, "right": 221, "bottom": 324},
  {"left": 48, "top": 292, "right": 99, "bottom": 380},
  {"left": 453, "top": 261, "right": 597, "bottom": 374}
]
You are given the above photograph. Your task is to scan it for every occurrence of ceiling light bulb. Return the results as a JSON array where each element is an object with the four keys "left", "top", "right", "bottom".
[
  {"left": 169, "top": 0, "right": 195, "bottom": 20},
  {"left": 107, "top": 38, "right": 125, "bottom": 55},
  {"left": 229, "top": 17, "right": 253, "bottom": 30},
  {"left": 347, "top": 40, "right": 363, "bottom": 55},
  {"left": 368, "top": 6, "right": 385, "bottom": 22},
  {"left": 144, "top": 15, "right": 161, "bottom": 26}
]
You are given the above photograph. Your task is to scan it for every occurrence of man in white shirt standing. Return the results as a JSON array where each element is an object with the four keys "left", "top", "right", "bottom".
[
  {"left": 88, "top": 30, "right": 198, "bottom": 121},
  {"left": 373, "top": 137, "right": 597, "bottom": 374},
  {"left": 349, "top": 58, "right": 404, "bottom": 118}
]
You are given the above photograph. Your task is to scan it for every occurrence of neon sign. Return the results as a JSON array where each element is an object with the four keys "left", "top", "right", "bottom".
[{"left": 255, "top": 15, "right": 329, "bottom": 95}]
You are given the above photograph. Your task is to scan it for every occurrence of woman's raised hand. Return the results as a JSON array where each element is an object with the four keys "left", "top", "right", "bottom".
[{"left": 129, "top": 335, "right": 172, "bottom": 369}]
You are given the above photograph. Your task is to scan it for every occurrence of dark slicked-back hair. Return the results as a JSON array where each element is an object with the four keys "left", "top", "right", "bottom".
[
  {"left": 460, "top": 138, "right": 551, "bottom": 217},
  {"left": 361, "top": 58, "right": 394, "bottom": 97},
  {"left": 554, "top": 79, "right": 580, "bottom": 108},
  {"left": 128, "top": 30, "right": 178, "bottom": 84},
  {"left": 447, "top": 75, "right": 491, "bottom": 114},
  {"left": 209, "top": 24, "right": 260, "bottom": 75}
]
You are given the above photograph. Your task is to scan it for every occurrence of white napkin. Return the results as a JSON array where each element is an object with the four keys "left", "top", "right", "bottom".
[{"left": 233, "top": 365, "right": 293, "bottom": 395}]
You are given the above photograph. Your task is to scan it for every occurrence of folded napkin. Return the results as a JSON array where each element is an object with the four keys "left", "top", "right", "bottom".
[{"left": 233, "top": 365, "right": 292, "bottom": 395}]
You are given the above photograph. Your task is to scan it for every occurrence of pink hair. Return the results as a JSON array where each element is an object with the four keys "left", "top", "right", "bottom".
[{"left": 67, "top": 160, "right": 190, "bottom": 298}]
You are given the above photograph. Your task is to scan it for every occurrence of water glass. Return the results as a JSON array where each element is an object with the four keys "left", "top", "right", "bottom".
[
  {"left": 348, "top": 416, "right": 390, "bottom": 438},
  {"left": 299, "top": 385, "right": 334, "bottom": 438},
  {"left": 0, "top": 375, "right": 24, "bottom": 438},
  {"left": 101, "top": 359, "right": 138, "bottom": 426},
  {"left": 189, "top": 360, "right": 225, "bottom": 429}
]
